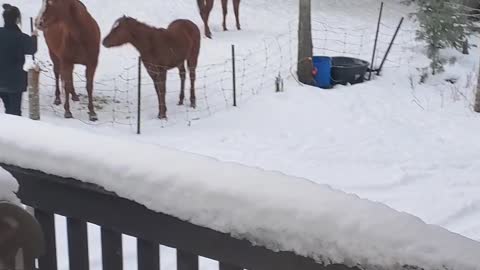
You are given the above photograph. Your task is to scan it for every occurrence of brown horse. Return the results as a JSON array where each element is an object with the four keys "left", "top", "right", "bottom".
[
  {"left": 103, "top": 17, "right": 201, "bottom": 119},
  {"left": 197, "top": 0, "right": 241, "bottom": 38},
  {"left": 0, "top": 203, "right": 45, "bottom": 269},
  {"left": 35, "top": 0, "right": 100, "bottom": 121}
]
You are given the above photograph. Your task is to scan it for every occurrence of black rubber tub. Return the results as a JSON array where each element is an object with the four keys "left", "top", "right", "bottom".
[{"left": 331, "top": 57, "right": 370, "bottom": 86}]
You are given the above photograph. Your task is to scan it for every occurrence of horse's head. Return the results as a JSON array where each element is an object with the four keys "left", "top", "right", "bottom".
[
  {"left": 35, "top": 0, "right": 73, "bottom": 30},
  {"left": 103, "top": 16, "right": 132, "bottom": 48}
]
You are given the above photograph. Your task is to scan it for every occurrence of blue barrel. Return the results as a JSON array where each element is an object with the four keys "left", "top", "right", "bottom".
[{"left": 312, "top": 56, "right": 332, "bottom": 89}]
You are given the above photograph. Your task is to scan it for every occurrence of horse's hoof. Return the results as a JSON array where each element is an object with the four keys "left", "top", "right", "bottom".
[
  {"left": 72, "top": 95, "right": 80, "bottom": 102},
  {"left": 177, "top": 101, "right": 184, "bottom": 106},
  {"left": 190, "top": 104, "right": 196, "bottom": 109},
  {"left": 53, "top": 99, "right": 61, "bottom": 106},
  {"left": 237, "top": 24, "right": 241, "bottom": 30},
  {"left": 157, "top": 114, "right": 167, "bottom": 120},
  {"left": 206, "top": 32, "right": 212, "bottom": 39},
  {"left": 64, "top": 112, "right": 73, "bottom": 119},
  {"left": 89, "top": 113, "right": 98, "bottom": 122}
]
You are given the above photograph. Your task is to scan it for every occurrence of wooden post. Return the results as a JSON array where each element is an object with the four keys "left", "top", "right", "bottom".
[
  {"left": 297, "top": 0, "right": 313, "bottom": 85},
  {"left": 28, "top": 65, "right": 40, "bottom": 120}
]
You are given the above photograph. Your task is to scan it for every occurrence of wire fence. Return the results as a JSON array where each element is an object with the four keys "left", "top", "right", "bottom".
[
  {"left": 5, "top": 5, "right": 474, "bottom": 133},
  {"left": 311, "top": 17, "right": 421, "bottom": 71},
  {"left": 17, "top": 29, "right": 295, "bottom": 132}
]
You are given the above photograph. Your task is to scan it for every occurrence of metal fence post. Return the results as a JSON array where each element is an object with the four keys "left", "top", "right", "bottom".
[
  {"left": 137, "top": 57, "right": 142, "bottom": 135},
  {"left": 369, "top": 2, "right": 383, "bottom": 80},
  {"left": 232, "top": 45, "right": 237, "bottom": 107}
]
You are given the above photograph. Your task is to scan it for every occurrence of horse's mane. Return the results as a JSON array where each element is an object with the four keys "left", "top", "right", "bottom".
[
  {"left": 76, "top": 0, "right": 87, "bottom": 10},
  {"left": 197, "top": 0, "right": 205, "bottom": 11},
  {"left": 124, "top": 17, "right": 165, "bottom": 33}
]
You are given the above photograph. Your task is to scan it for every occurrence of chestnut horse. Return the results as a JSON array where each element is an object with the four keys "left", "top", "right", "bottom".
[
  {"left": 103, "top": 17, "right": 201, "bottom": 119},
  {"left": 36, "top": 0, "right": 100, "bottom": 121},
  {"left": 197, "top": 0, "right": 241, "bottom": 38}
]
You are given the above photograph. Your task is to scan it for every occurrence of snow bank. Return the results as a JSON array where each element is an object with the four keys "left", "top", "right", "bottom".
[
  {"left": 0, "top": 166, "right": 20, "bottom": 204},
  {"left": 0, "top": 115, "right": 479, "bottom": 270}
]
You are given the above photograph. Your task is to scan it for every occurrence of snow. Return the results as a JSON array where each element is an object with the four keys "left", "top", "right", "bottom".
[
  {"left": 0, "top": 166, "right": 20, "bottom": 204},
  {"left": 1, "top": 115, "right": 480, "bottom": 270}
]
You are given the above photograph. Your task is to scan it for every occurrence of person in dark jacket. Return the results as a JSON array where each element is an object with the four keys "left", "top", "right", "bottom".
[{"left": 0, "top": 3, "right": 37, "bottom": 116}]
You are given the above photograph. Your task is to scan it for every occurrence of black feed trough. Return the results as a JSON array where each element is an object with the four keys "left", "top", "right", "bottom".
[
  {"left": 331, "top": 56, "right": 370, "bottom": 86},
  {"left": 312, "top": 56, "right": 370, "bottom": 89}
]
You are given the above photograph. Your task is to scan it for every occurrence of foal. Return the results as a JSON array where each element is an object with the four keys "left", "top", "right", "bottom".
[{"left": 103, "top": 17, "right": 201, "bottom": 119}]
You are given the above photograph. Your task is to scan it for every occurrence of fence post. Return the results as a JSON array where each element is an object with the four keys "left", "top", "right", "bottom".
[
  {"left": 137, "top": 57, "right": 142, "bottom": 135},
  {"left": 369, "top": 2, "right": 383, "bottom": 80},
  {"left": 28, "top": 65, "right": 40, "bottom": 120},
  {"left": 231, "top": 44, "right": 237, "bottom": 107},
  {"left": 377, "top": 17, "right": 404, "bottom": 76},
  {"left": 30, "top": 17, "right": 35, "bottom": 62},
  {"left": 297, "top": 0, "right": 313, "bottom": 85}
]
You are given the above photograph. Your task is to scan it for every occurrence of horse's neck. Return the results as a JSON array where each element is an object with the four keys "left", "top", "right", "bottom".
[
  {"left": 63, "top": 1, "right": 97, "bottom": 41},
  {"left": 130, "top": 24, "right": 170, "bottom": 59}
]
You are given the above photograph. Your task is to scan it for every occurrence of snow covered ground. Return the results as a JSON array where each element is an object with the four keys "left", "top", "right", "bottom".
[{"left": 2, "top": 0, "right": 480, "bottom": 268}]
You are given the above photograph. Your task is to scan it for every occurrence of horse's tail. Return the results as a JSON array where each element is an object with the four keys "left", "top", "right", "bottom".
[{"left": 197, "top": 0, "right": 205, "bottom": 11}]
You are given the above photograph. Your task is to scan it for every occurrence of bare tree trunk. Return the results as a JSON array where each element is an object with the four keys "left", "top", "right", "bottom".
[
  {"left": 297, "top": 0, "right": 314, "bottom": 85},
  {"left": 462, "top": 39, "right": 469, "bottom": 55},
  {"left": 475, "top": 61, "right": 480, "bottom": 112}
]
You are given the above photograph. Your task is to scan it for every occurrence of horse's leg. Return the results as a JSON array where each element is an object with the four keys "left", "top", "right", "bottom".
[
  {"left": 154, "top": 70, "right": 168, "bottom": 119},
  {"left": 203, "top": 0, "right": 214, "bottom": 38},
  {"left": 187, "top": 59, "right": 198, "bottom": 109},
  {"left": 60, "top": 62, "right": 74, "bottom": 119},
  {"left": 53, "top": 62, "right": 62, "bottom": 105},
  {"left": 50, "top": 53, "right": 62, "bottom": 105},
  {"left": 221, "top": 0, "right": 228, "bottom": 31},
  {"left": 178, "top": 63, "right": 186, "bottom": 106},
  {"left": 86, "top": 65, "right": 98, "bottom": 121},
  {"left": 70, "top": 70, "right": 79, "bottom": 102},
  {"left": 71, "top": 87, "right": 80, "bottom": 102},
  {"left": 234, "top": 0, "right": 241, "bottom": 30}
]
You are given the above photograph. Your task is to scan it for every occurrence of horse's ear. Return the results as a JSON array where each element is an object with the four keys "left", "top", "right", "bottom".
[{"left": 2, "top": 4, "right": 12, "bottom": 10}]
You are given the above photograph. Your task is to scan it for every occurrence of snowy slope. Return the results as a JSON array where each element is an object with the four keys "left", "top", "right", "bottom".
[
  {"left": 6, "top": 0, "right": 480, "bottom": 257},
  {"left": 1, "top": 114, "right": 480, "bottom": 270}
]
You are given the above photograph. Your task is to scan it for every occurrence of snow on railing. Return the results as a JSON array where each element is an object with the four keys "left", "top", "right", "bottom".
[{"left": 1, "top": 115, "right": 480, "bottom": 270}]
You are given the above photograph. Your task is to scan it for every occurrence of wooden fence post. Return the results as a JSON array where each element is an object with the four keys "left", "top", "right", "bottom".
[
  {"left": 28, "top": 65, "right": 40, "bottom": 120},
  {"left": 297, "top": 0, "right": 313, "bottom": 85}
]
